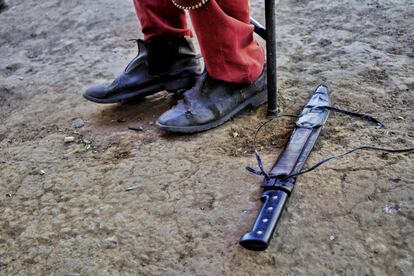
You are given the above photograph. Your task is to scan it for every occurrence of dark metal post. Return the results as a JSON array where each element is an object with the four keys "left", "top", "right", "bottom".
[{"left": 265, "top": 0, "right": 277, "bottom": 116}]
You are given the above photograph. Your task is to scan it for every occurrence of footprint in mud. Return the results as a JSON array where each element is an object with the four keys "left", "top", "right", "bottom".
[
  {"left": 0, "top": 0, "right": 6, "bottom": 12},
  {"left": 0, "top": 86, "right": 24, "bottom": 121},
  {"left": 0, "top": 86, "right": 12, "bottom": 106},
  {"left": 359, "top": 68, "right": 389, "bottom": 83},
  {"left": 318, "top": 38, "right": 332, "bottom": 47},
  {"left": 0, "top": 63, "right": 23, "bottom": 77}
]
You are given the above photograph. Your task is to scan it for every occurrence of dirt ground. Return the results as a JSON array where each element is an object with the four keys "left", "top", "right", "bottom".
[{"left": 1, "top": 0, "right": 413, "bottom": 275}]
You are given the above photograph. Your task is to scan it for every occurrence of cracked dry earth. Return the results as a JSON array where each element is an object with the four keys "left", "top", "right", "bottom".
[{"left": 1, "top": 0, "right": 413, "bottom": 275}]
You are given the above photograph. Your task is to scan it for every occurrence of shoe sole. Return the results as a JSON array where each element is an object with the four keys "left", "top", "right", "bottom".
[
  {"left": 156, "top": 89, "right": 267, "bottom": 133},
  {"left": 82, "top": 76, "right": 196, "bottom": 104}
]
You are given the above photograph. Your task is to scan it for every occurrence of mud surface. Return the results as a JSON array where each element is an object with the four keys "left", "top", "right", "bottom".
[{"left": 1, "top": 0, "right": 413, "bottom": 275}]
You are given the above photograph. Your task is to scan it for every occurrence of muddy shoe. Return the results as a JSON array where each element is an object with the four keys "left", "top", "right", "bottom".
[
  {"left": 83, "top": 37, "right": 202, "bottom": 103},
  {"left": 156, "top": 67, "right": 266, "bottom": 133}
]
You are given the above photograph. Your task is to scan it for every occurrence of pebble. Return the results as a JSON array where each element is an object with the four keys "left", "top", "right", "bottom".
[
  {"left": 40, "top": 170, "right": 46, "bottom": 175},
  {"left": 103, "top": 236, "right": 118, "bottom": 249},
  {"left": 329, "top": 235, "right": 335, "bottom": 241},
  {"left": 140, "top": 253, "right": 150, "bottom": 261},
  {"left": 64, "top": 136, "right": 75, "bottom": 143},
  {"left": 397, "top": 84, "right": 408, "bottom": 91},
  {"left": 128, "top": 125, "right": 144, "bottom": 132},
  {"left": 383, "top": 204, "right": 396, "bottom": 214},
  {"left": 71, "top": 118, "right": 85, "bottom": 129},
  {"left": 60, "top": 227, "right": 72, "bottom": 234},
  {"left": 125, "top": 185, "right": 139, "bottom": 191},
  {"left": 232, "top": 132, "right": 239, "bottom": 138}
]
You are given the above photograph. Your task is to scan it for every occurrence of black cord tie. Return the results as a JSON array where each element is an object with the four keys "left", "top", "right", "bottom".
[{"left": 246, "top": 106, "right": 412, "bottom": 182}]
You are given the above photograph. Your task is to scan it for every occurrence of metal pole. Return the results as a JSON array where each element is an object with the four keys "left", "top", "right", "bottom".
[{"left": 265, "top": 0, "right": 277, "bottom": 116}]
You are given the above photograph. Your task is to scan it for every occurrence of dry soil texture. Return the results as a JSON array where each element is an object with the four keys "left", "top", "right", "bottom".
[{"left": 0, "top": 0, "right": 413, "bottom": 275}]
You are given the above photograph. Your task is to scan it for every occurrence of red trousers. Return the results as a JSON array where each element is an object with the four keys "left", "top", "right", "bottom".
[{"left": 133, "top": 0, "right": 265, "bottom": 84}]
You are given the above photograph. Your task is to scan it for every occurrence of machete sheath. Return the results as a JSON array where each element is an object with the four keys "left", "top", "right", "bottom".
[{"left": 240, "top": 85, "right": 331, "bottom": 251}]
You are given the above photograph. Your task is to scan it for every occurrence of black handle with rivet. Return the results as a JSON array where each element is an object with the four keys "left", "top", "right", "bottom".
[{"left": 239, "top": 189, "right": 288, "bottom": 251}]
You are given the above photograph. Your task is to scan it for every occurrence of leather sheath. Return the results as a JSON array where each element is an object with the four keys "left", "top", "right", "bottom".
[{"left": 171, "top": 0, "right": 209, "bottom": 10}]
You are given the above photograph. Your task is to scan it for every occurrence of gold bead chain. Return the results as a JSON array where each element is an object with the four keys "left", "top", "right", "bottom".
[{"left": 171, "top": 0, "right": 209, "bottom": 10}]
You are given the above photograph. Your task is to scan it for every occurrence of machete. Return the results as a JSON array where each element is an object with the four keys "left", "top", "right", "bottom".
[{"left": 240, "top": 84, "right": 331, "bottom": 251}]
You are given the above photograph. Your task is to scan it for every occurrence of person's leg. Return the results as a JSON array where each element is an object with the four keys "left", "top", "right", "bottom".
[
  {"left": 189, "top": 0, "right": 264, "bottom": 84},
  {"left": 83, "top": 1, "right": 201, "bottom": 104},
  {"left": 156, "top": 0, "right": 267, "bottom": 132},
  {"left": 133, "top": 0, "right": 192, "bottom": 40}
]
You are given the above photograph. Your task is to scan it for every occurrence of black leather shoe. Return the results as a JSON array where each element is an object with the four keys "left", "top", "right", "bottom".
[
  {"left": 156, "top": 66, "right": 266, "bottom": 133},
  {"left": 83, "top": 37, "right": 202, "bottom": 103}
]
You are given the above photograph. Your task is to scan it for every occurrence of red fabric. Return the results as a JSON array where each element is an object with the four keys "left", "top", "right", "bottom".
[
  {"left": 133, "top": 0, "right": 192, "bottom": 39},
  {"left": 133, "top": 0, "right": 264, "bottom": 84}
]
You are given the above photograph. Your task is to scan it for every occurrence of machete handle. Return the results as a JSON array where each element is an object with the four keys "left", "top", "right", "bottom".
[{"left": 240, "top": 189, "right": 289, "bottom": 251}]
